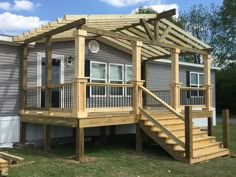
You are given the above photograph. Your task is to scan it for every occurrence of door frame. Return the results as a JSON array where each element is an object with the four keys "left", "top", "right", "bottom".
[{"left": 37, "top": 52, "right": 65, "bottom": 107}]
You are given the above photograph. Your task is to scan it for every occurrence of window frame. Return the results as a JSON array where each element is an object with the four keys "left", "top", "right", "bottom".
[
  {"left": 189, "top": 72, "right": 204, "bottom": 97},
  {"left": 108, "top": 63, "right": 124, "bottom": 97},
  {"left": 90, "top": 61, "right": 107, "bottom": 97},
  {"left": 125, "top": 65, "right": 133, "bottom": 97}
]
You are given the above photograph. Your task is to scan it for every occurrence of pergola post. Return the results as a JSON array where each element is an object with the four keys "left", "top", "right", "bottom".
[
  {"left": 131, "top": 40, "right": 143, "bottom": 115},
  {"left": 45, "top": 36, "right": 52, "bottom": 109},
  {"left": 170, "top": 48, "right": 181, "bottom": 112},
  {"left": 72, "top": 29, "right": 88, "bottom": 118},
  {"left": 203, "top": 54, "right": 213, "bottom": 111}
]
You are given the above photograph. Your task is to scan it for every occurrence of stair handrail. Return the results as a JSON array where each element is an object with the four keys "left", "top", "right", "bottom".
[
  {"left": 138, "top": 85, "right": 184, "bottom": 120},
  {"left": 140, "top": 108, "right": 185, "bottom": 149}
]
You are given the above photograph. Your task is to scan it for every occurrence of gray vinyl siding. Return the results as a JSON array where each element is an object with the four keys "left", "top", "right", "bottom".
[
  {"left": 27, "top": 40, "right": 131, "bottom": 86},
  {"left": 0, "top": 44, "right": 21, "bottom": 116},
  {"left": 146, "top": 61, "right": 216, "bottom": 107}
]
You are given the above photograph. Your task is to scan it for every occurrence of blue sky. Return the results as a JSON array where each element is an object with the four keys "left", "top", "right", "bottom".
[{"left": 0, "top": 0, "right": 223, "bottom": 35}]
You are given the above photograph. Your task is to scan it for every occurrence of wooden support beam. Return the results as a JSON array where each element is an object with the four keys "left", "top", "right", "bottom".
[
  {"left": 147, "top": 51, "right": 194, "bottom": 60},
  {"left": 81, "top": 25, "right": 208, "bottom": 55},
  {"left": 76, "top": 121, "right": 84, "bottom": 161},
  {"left": 24, "top": 18, "right": 86, "bottom": 44},
  {"left": 136, "top": 123, "right": 143, "bottom": 153},
  {"left": 140, "top": 19, "right": 155, "bottom": 40},
  {"left": 203, "top": 54, "right": 213, "bottom": 111},
  {"left": 154, "top": 20, "right": 160, "bottom": 40},
  {"left": 20, "top": 121, "right": 26, "bottom": 144},
  {"left": 170, "top": 48, "right": 181, "bottom": 111},
  {"left": 43, "top": 124, "right": 51, "bottom": 151},
  {"left": 208, "top": 117, "right": 213, "bottom": 136},
  {"left": 73, "top": 29, "right": 88, "bottom": 118},
  {"left": 45, "top": 36, "right": 52, "bottom": 109},
  {"left": 159, "top": 26, "right": 171, "bottom": 42},
  {"left": 185, "top": 106, "right": 193, "bottom": 162},
  {"left": 21, "top": 45, "right": 28, "bottom": 110},
  {"left": 222, "top": 109, "right": 230, "bottom": 149}
]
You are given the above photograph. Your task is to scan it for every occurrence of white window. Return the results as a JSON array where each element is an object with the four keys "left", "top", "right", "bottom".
[
  {"left": 90, "top": 61, "right": 107, "bottom": 96},
  {"left": 125, "top": 65, "right": 133, "bottom": 96},
  {"left": 109, "top": 63, "right": 123, "bottom": 96},
  {"left": 190, "top": 72, "right": 204, "bottom": 96}
]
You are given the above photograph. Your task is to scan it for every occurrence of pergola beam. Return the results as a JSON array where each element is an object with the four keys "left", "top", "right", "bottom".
[
  {"left": 140, "top": 19, "right": 155, "bottom": 40},
  {"left": 24, "top": 18, "right": 86, "bottom": 44},
  {"left": 81, "top": 25, "right": 209, "bottom": 55}
]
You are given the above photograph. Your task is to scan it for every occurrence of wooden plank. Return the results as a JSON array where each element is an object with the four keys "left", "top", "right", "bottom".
[
  {"left": 140, "top": 19, "right": 155, "bottom": 40},
  {"left": 222, "top": 109, "right": 230, "bottom": 148},
  {"left": 191, "top": 110, "right": 212, "bottom": 118},
  {"left": 0, "top": 152, "right": 24, "bottom": 162},
  {"left": 43, "top": 124, "right": 51, "bottom": 152},
  {"left": 24, "top": 18, "right": 86, "bottom": 44},
  {"left": 136, "top": 122, "right": 143, "bottom": 153},
  {"left": 76, "top": 121, "right": 84, "bottom": 161},
  {"left": 154, "top": 20, "right": 160, "bottom": 40},
  {"left": 159, "top": 26, "right": 171, "bottom": 42},
  {"left": 185, "top": 106, "right": 193, "bottom": 162},
  {"left": 80, "top": 115, "right": 137, "bottom": 128}
]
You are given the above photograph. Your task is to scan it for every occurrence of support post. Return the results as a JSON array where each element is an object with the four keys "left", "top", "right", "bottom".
[
  {"left": 136, "top": 123, "right": 143, "bottom": 153},
  {"left": 76, "top": 120, "right": 84, "bottom": 161},
  {"left": 208, "top": 117, "right": 213, "bottom": 136},
  {"left": 170, "top": 48, "right": 181, "bottom": 112},
  {"left": 20, "top": 121, "right": 26, "bottom": 144},
  {"left": 222, "top": 109, "right": 230, "bottom": 148},
  {"left": 185, "top": 106, "right": 193, "bottom": 162},
  {"left": 45, "top": 36, "right": 52, "bottom": 109},
  {"left": 21, "top": 45, "right": 28, "bottom": 110},
  {"left": 72, "top": 29, "right": 88, "bottom": 118},
  {"left": 131, "top": 41, "right": 143, "bottom": 115},
  {"left": 43, "top": 124, "right": 51, "bottom": 151},
  {"left": 203, "top": 54, "right": 213, "bottom": 111}
]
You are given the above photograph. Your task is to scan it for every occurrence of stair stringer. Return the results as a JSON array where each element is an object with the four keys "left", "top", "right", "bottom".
[{"left": 139, "top": 121, "right": 185, "bottom": 162}]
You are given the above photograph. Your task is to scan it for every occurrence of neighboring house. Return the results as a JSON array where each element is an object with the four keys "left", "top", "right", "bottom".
[{"left": 0, "top": 12, "right": 229, "bottom": 164}]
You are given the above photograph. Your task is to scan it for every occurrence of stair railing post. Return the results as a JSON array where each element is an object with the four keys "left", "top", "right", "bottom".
[
  {"left": 185, "top": 106, "right": 193, "bottom": 162},
  {"left": 222, "top": 109, "right": 230, "bottom": 148}
]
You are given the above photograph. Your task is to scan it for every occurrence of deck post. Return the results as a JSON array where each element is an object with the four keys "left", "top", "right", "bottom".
[
  {"left": 43, "top": 124, "right": 51, "bottom": 151},
  {"left": 170, "top": 48, "right": 181, "bottom": 112},
  {"left": 21, "top": 45, "right": 28, "bottom": 112},
  {"left": 203, "top": 54, "right": 213, "bottom": 111},
  {"left": 222, "top": 109, "right": 230, "bottom": 148},
  {"left": 73, "top": 29, "right": 88, "bottom": 118},
  {"left": 76, "top": 120, "right": 84, "bottom": 161},
  {"left": 208, "top": 117, "right": 213, "bottom": 136},
  {"left": 45, "top": 36, "right": 52, "bottom": 110},
  {"left": 131, "top": 41, "right": 143, "bottom": 115},
  {"left": 20, "top": 121, "right": 26, "bottom": 144},
  {"left": 136, "top": 123, "right": 143, "bottom": 153},
  {"left": 185, "top": 106, "right": 193, "bottom": 162}
]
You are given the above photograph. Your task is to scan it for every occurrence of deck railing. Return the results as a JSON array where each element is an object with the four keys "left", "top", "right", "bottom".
[
  {"left": 146, "top": 89, "right": 170, "bottom": 107},
  {"left": 25, "top": 83, "right": 73, "bottom": 110},
  {"left": 86, "top": 83, "right": 133, "bottom": 111},
  {"left": 180, "top": 87, "right": 206, "bottom": 106}
]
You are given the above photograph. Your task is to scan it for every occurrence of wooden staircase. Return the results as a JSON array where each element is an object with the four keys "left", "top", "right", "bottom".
[{"left": 139, "top": 110, "right": 230, "bottom": 164}]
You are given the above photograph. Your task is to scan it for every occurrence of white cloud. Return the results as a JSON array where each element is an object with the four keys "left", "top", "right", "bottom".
[
  {"left": 100, "top": 0, "right": 161, "bottom": 7},
  {"left": 12, "top": 0, "right": 35, "bottom": 11},
  {"left": 0, "top": 2, "right": 11, "bottom": 10},
  {"left": 0, "top": 0, "right": 39, "bottom": 11},
  {"left": 0, "top": 12, "right": 48, "bottom": 35}
]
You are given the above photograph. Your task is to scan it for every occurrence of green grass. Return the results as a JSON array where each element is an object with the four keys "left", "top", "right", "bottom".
[{"left": 3, "top": 124, "right": 236, "bottom": 177}]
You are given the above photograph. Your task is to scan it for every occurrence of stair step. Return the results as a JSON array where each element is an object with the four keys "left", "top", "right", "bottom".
[
  {"left": 191, "top": 149, "right": 229, "bottom": 164},
  {"left": 193, "top": 142, "right": 223, "bottom": 154},
  {"left": 165, "top": 136, "right": 215, "bottom": 145}
]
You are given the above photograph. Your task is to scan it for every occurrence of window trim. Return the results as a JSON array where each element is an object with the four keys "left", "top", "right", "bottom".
[
  {"left": 109, "top": 63, "right": 124, "bottom": 97},
  {"left": 90, "top": 61, "right": 107, "bottom": 97},
  {"left": 125, "top": 65, "right": 133, "bottom": 97},
  {"left": 189, "top": 72, "right": 204, "bottom": 97}
]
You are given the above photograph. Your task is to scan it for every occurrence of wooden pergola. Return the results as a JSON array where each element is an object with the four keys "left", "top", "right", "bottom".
[{"left": 16, "top": 9, "right": 214, "bottom": 161}]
